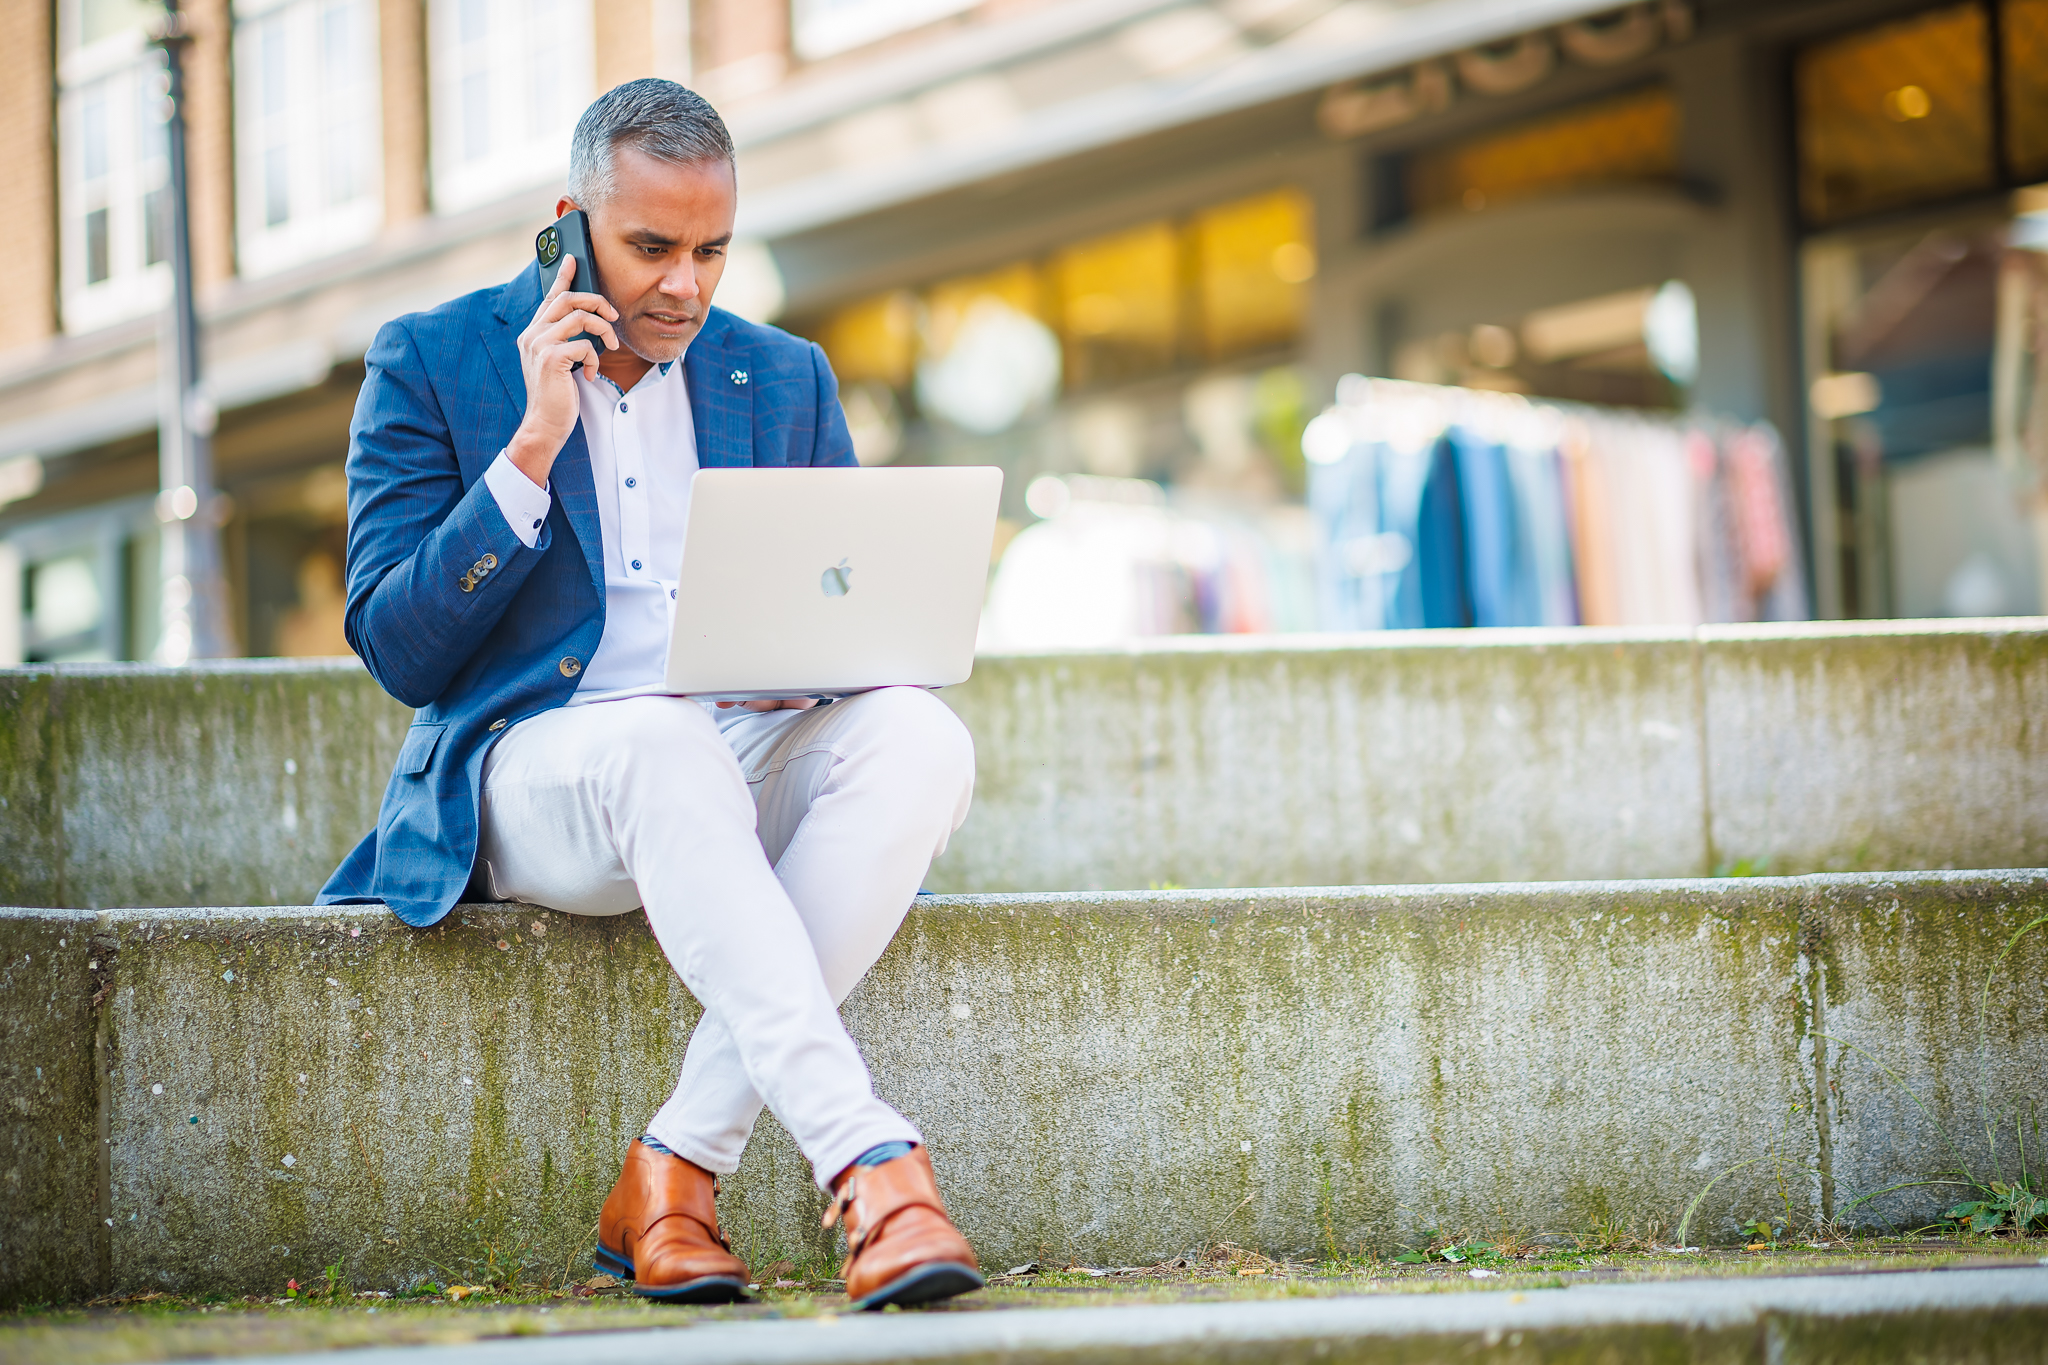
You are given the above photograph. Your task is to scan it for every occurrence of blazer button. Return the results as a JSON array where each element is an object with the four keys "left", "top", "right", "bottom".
[
  {"left": 482, "top": 553, "right": 498, "bottom": 570},
  {"left": 559, "top": 656, "right": 582, "bottom": 678},
  {"left": 488, "top": 718, "right": 507, "bottom": 732}
]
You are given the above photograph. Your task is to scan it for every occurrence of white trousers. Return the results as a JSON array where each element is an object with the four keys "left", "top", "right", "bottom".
[{"left": 475, "top": 687, "right": 974, "bottom": 1189}]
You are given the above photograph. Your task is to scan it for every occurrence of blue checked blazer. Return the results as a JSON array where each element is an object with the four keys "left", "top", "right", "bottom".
[{"left": 317, "top": 261, "right": 856, "bottom": 926}]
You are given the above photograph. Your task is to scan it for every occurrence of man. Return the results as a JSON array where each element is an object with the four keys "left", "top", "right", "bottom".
[{"left": 318, "top": 79, "right": 983, "bottom": 1311}]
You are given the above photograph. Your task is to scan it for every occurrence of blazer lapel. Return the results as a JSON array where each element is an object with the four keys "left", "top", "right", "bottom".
[
  {"left": 485, "top": 264, "right": 605, "bottom": 600},
  {"left": 685, "top": 311, "right": 754, "bottom": 468}
]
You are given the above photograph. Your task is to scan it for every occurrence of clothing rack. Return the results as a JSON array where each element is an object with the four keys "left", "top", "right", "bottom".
[{"left": 1307, "top": 377, "right": 1808, "bottom": 631}]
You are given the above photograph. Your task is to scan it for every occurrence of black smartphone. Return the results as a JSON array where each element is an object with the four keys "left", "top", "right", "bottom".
[{"left": 535, "top": 209, "right": 605, "bottom": 367}]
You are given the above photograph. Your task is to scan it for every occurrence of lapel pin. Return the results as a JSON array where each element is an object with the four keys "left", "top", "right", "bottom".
[{"left": 731, "top": 369, "right": 749, "bottom": 385}]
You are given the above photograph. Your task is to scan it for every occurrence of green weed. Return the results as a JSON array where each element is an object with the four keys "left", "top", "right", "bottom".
[{"left": 1682, "top": 912, "right": 2048, "bottom": 1246}]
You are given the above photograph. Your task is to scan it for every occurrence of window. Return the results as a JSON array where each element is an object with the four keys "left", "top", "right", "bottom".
[
  {"left": 1189, "top": 189, "right": 1314, "bottom": 362},
  {"left": 803, "top": 188, "right": 1319, "bottom": 398},
  {"left": 1401, "top": 86, "right": 1680, "bottom": 222},
  {"left": 233, "top": 0, "right": 383, "bottom": 277},
  {"left": 57, "top": 0, "right": 171, "bottom": 333},
  {"left": 1, "top": 499, "right": 161, "bottom": 663},
  {"left": 1796, "top": 4, "right": 1995, "bottom": 227},
  {"left": 792, "top": 0, "right": 977, "bottom": 61},
  {"left": 1051, "top": 221, "right": 1180, "bottom": 388},
  {"left": 429, "top": 0, "right": 593, "bottom": 215},
  {"left": 2006, "top": 0, "right": 2048, "bottom": 182}
]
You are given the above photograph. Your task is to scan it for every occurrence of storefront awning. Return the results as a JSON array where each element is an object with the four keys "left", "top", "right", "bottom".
[{"left": 733, "top": 0, "right": 1676, "bottom": 241}]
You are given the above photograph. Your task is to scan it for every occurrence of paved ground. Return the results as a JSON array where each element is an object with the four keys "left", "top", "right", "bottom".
[{"left": 6, "top": 1242, "right": 2045, "bottom": 1364}]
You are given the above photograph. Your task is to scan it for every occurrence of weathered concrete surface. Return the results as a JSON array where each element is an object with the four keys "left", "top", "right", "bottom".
[
  {"left": 215, "top": 1268, "right": 2048, "bottom": 1365},
  {"left": 1702, "top": 620, "right": 2048, "bottom": 875},
  {"left": 7, "top": 871, "right": 2042, "bottom": 1300},
  {"left": 4, "top": 622, "right": 2044, "bottom": 906},
  {"left": 935, "top": 620, "right": 2048, "bottom": 892},
  {"left": 942, "top": 628, "right": 1710, "bottom": 891},
  {"left": 0, "top": 908, "right": 98, "bottom": 1306},
  {"left": 0, "top": 660, "right": 408, "bottom": 909}
]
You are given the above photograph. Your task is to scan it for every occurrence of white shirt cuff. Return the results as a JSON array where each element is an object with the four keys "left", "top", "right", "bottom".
[{"left": 484, "top": 451, "right": 552, "bottom": 549}]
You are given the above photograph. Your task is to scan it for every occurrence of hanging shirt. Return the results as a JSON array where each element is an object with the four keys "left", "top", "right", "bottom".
[{"left": 481, "top": 357, "right": 700, "bottom": 703}]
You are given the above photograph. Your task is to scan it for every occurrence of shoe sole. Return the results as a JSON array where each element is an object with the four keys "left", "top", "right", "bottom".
[
  {"left": 853, "top": 1261, "right": 985, "bottom": 1311},
  {"left": 593, "top": 1243, "right": 752, "bottom": 1304}
]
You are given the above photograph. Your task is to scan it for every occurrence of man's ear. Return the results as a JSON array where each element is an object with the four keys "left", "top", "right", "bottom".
[{"left": 556, "top": 196, "right": 582, "bottom": 218}]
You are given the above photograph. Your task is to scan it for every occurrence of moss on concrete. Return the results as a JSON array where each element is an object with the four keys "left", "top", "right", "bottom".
[
  {"left": 4, "top": 873, "right": 2044, "bottom": 1299},
  {"left": 5, "top": 629, "right": 2047, "bottom": 907},
  {"left": 0, "top": 661, "right": 410, "bottom": 910},
  {"left": 0, "top": 909, "right": 98, "bottom": 1307}
]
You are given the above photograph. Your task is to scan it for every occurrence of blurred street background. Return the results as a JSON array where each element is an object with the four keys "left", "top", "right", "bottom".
[{"left": 1, "top": 0, "right": 2044, "bottom": 662}]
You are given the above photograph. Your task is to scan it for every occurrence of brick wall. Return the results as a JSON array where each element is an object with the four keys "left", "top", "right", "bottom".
[
  {"left": 692, "top": 0, "right": 788, "bottom": 104},
  {"left": 182, "top": 0, "right": 236, "bottom": 293},
  {"left": 0, "top": 4, "right": 56, "bottom": 343},
  {"left": 379, "top": 0, "right": 430, "bottom": 226},
  {"left": 596, "top": 0, "right": 656, "bottom": 91}
]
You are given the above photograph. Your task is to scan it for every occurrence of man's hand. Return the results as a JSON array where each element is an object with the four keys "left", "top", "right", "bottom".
[
  {"left": 506, "top": 257, "right": 619, "bottom": 488},
  {"left": 716, "top": 698, "right": 821, "bottom": 711}
]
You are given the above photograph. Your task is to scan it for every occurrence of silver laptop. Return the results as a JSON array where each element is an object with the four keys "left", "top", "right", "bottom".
[{"left": 664, "top": 466, "right": 1004, "bottom": 699}]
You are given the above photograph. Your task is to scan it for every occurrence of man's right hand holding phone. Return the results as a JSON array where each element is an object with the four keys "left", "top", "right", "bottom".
[{"left": 506, "top": 256, "right": 618, "bottom": 489}]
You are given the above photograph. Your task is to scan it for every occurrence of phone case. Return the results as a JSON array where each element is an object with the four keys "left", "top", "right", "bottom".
[{"left": 535, "top": 211, "right": 605, "bottom": 356}]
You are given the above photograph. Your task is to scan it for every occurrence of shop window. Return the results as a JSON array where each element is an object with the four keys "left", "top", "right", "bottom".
[
  {"left": 816, "top": 291, "right": 918, "bottom": 389},
  {"left": 1050, "top": 221, "right": 1180, "bottom": 388},
  {"left": 56, "top": 0, "right": 171, "bottom": 333},
  {"left": 917, "top": 263, "right": 1060, "bottom": 435},
  {"left": 428, "top": 0, "right": 592, "bottom": 214},
  {"left": 800, "top": 188, "right": 1316, "bottom": 421},
  {"left": 926, "top": 263, "right": 1046, "bottom": 359},
  {"left": 1402, "top": 86, "right": 1679, "bottom": 221},
  {"left": 233, "top": 0, "right": 383, "bottom": 277},
  {"left": 1190, "top": 189, "right": 1314, "bottom": 362},
  {"left": 2007, "top": 0, "right": 2048, "bottom": 182},
  {"left": 1796, "top": 4, "right": 1994, "bottom": 227}
]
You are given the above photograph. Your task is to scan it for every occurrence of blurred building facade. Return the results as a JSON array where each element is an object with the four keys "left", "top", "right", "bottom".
[{"left": 1, "top": 0, "right": 2044, "bottom": 661}]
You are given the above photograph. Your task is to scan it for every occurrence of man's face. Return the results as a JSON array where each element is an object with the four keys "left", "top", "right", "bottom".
[{"left": 561, "top": 148, "right": 737, "bottom": 364}]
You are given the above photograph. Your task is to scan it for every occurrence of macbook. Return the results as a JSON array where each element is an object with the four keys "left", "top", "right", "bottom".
[{"left": 664, "top": 466, "right": 1003, "bottom": 699}]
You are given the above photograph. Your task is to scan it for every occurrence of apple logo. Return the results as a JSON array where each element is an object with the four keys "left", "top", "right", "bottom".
[{"left": 820, "top": 558, "right": 853, "bottom": 597}]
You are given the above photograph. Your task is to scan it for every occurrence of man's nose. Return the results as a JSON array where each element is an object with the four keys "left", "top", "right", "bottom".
[{"left": 660, "top": 263, "right": 701, "bottom": 300}]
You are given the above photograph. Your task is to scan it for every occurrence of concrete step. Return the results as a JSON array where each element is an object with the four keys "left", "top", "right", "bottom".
[
  {"left": 215, "top": 1267, "right": 2048, "bottom": 1365},
  {"left": 4, "top": 871, "right": 2044, "bottom": 1304},
  {"left": 3, "top": 620, "right": 2045, "bottom": 910}
]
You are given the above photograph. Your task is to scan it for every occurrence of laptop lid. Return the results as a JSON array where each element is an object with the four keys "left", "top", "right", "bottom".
[{"left": 664, "top": 466, "right": 1004, "bottom": 697}]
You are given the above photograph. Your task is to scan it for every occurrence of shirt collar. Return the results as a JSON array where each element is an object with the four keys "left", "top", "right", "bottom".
[{"left": 585, "top": 354, "right": 682, "bottom": 399}]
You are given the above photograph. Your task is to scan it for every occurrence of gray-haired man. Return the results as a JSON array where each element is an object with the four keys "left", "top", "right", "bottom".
[{"left": 331, "top": 78, "right": 984, "bottom": 1309}]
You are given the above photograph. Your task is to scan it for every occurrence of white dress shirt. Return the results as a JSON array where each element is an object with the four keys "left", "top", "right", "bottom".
[{"left": 483, "top": 357, "right": 699, "bottom": 703}]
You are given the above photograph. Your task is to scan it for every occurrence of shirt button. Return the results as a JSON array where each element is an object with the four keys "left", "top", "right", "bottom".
[
  {"left": 488, "top": 718, "right": 507, "bottom": 732},
  {"left": 624, "top": 477, "right": 636, "bottom": 488},
  {"left": 619, "top": 402, "right": 628, "bottom": 413},
  {"left": 631, "top": 559, "right": 642, "bottom": 570},
  {"left": 559, "top": 656, "right": 582, "bottom": 678}
]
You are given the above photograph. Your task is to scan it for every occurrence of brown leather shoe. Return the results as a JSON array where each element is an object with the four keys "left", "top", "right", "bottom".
[
  {"left": 595, "top": 1141, "right": 751, "bottom": 1303},
  {"left": 823, "top": 1145, "right": 983, "bottom": 1309}
]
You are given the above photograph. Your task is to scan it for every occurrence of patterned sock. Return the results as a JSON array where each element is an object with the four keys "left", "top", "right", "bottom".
[
  {"left": 638, "top": 1134, "right": 678, "bottom": 1158},
  {"left": 851, "top": 1140, "right": 915, "bottom": 1167}
]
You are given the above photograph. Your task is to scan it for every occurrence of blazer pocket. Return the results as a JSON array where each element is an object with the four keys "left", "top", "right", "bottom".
[{"left": 395, "top": 723, "right": 448, "bottom": 776}]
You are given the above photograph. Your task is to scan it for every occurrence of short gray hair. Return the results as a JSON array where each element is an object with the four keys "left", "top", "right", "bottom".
[{"left": 566, "top": 79, "right": 735, "bottom": 207}]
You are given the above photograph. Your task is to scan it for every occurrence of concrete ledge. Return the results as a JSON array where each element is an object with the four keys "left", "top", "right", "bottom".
[
  {"left": 5, "top": 871, "right": 2043, "bottom": 1301},
  {"left": 225, "top": 1267, "right": 2048, "bottom": 1365},
  {"left": 4, "top": 622, "right": 2045, "bottom": 908}
]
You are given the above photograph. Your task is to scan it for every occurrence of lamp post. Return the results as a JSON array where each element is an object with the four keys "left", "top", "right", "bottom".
[{"left": 152, "top": 0, "right": 232, "bottom": 663}]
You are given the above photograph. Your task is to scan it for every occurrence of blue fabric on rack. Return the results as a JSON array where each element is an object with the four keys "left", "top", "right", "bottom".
[
  {"left": 1415, "top": 433, "right": 1472, "bottom": 629},
  {"left": 1451, "top": 428, "right": 1521, "bottom": 627}
]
